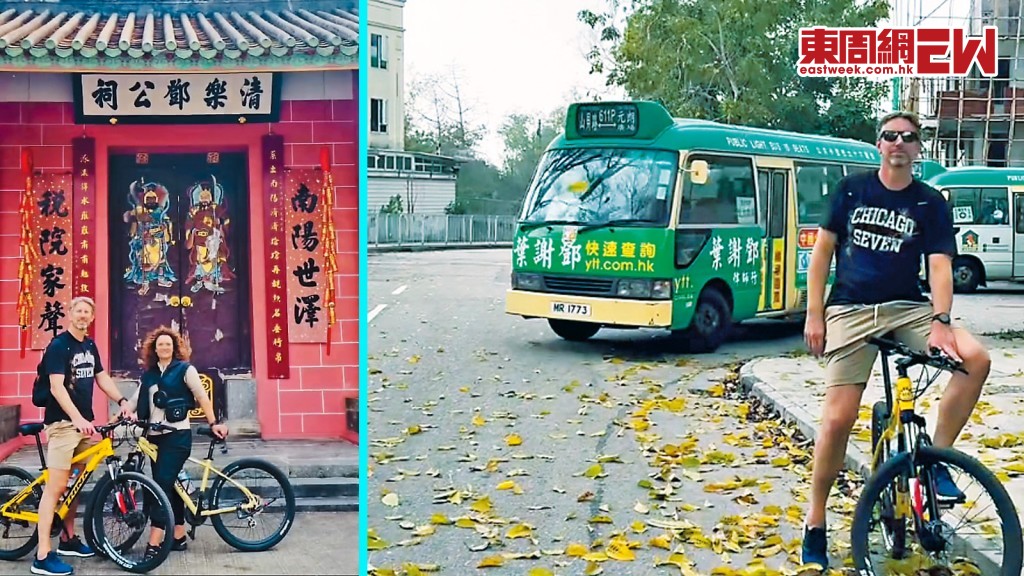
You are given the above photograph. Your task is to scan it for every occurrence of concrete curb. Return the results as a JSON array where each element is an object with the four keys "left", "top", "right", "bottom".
[
  {"left": 368, "top": 243, "right": 512, "bottom": 254},
  {"left": 738, "top": 360, "right": 1004, "bottom": 573},
  {"left": 737, "top": 362, "right": 873, "bottom": 480},
  {"left": 296, "top": 497, "right": 358, "bottom": 512}
]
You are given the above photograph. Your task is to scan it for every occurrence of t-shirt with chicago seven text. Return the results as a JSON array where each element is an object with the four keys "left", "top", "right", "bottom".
[
  {"left": 822, "top": 170, "right": 956, "bottom": 307},
  {"left": 42, "top": 330, "right": 103, "bottom": 424}
]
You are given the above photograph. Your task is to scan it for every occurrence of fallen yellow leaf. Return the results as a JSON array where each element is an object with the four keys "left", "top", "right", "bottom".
[
  {"left": 477, "top": 555, "right": 504, "bottom": 568},
  {"left": 606, "top": 539, "right": 635, "bottom": 561},
  {"left": 470, "top": 496, "right": 492, "bottom": 513},
  {"left": 507, "top": 523, "right": 532, "bottom": 539},
  {"left": 558, "top": 543, "right": 583, "bottom": 558}
]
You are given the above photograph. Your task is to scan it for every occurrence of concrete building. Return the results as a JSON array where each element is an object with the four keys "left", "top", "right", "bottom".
[
  {"left": 896, "top": 0, "right": 1024, "bottom": 167},
  {"left": 367, "top": 0, "right": 458, "bottom": 215}
]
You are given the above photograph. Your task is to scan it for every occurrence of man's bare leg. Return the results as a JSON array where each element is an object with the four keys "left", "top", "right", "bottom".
[
  {"left": 933, "top": 329, "right": 990, "bottom": 448},
  {"left": 806, "top": 384, "right": 866, "bottom": 528},
  {"left": 36, "top": 468, "right": 70, "bottom": 560}
]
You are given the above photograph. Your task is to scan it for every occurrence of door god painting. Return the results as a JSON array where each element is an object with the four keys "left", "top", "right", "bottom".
[
  {"left": 184, "top": 177, "right": 234, "bottom": 294},
  {"left": 123, "top": 179, "right": 177, "bottom": 295}
]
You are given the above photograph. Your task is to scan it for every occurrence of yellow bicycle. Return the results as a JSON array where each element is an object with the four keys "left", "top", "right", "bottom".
[
  {"left": 850, "top": 335, "right": 1023, "bottom": 574},
  {"left": 0, "top": 418, "right": 174, "bottom": 573},
  {"left": 84, "top": 422, "right": 295, "bottom": 555}
]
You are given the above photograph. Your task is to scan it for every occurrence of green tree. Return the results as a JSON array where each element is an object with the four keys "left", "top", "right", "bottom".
[
  {"left": 497, "top": 110, "right": 563, "bottom": 205},
  {"left": 379, "top": 193, "right": 403, "bottom": 214},
  {"left": 454, "top": 159, "right": 510, "bottom": 214},
  {"left": 579, "top": 0, "right": 891, "bottom": 142}
]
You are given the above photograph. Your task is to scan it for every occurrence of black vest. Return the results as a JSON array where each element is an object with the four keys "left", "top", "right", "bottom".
[{"left": 137, "top": 360, "right": 194, "bottom": 421}]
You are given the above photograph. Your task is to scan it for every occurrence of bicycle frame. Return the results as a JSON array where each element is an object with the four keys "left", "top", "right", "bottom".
[
  {"left": 134, "top": 436, "right": 261, "bottom": 518},
  {"left": 0, "top": 437, "right": 119, "bottom": 525},
  {"left": 870, "top": 348, "right": 948, "bottom": 533},
  {"left": 870, "top": 353, "right": 918, "bottom": 472}
]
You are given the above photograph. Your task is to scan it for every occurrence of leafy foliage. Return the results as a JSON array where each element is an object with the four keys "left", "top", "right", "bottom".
[{"left": 579, "top": 0, "right": 893, "bottom": 142}]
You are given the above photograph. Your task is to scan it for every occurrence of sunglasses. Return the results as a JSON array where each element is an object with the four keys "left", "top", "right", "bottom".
[{"left": 879, "top": 130, "right": 920, "bottom": 143}]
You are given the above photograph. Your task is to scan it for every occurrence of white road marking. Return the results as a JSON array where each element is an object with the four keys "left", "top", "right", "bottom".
[
  {"left": 392, "top": 285, "right": 408, "bottom": 295},
  {"left": 368, "top": 304, "right": 387, "bottom": 322}
]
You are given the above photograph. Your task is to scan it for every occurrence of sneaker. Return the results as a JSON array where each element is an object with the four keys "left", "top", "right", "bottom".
[
  {"left": 31, "top": 551, "right": 73, "bottom": 576},
  {"left": 801, "top": 525, "right": 829, "bottom": 570},
  {"left": 56, "top": 536, "right": 94, "bottom": 558},
  {"left": 143, "top": 545, "right": 160, "bottom": 563},
  {"left": 932, "top": 463, "right": 966, "bottom": 502},
  {"left": 173, "top": 536, "right": 187, "bottom": 551}
]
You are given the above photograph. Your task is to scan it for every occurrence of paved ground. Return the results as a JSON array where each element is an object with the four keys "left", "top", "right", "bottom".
[
  {"left": 366, "top": 251, "right": 830, "bottom": 575},
  {"left": 0, "top": 512, "right": 357, "bottom": 575},
  {"left": 366, "top": 249, "right": 1024, "bottom": 575}
]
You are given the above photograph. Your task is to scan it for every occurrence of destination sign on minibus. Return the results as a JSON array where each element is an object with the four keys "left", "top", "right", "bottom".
[{"left": 575, "top": 102, "right": 639, "bottom": 137}]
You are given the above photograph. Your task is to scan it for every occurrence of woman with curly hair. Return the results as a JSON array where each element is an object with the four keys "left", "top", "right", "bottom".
[{"left": 123, "top": 326, "right": 228, "bottom": 559}]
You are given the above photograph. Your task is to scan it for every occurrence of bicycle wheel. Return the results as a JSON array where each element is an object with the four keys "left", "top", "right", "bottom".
[
  {"left": 83, "top": 474, "right": 145, "bottom": 561},
  {"left": 210, "top": 458, "right": 296, "bottom": 552},
  {"left": 869, "top": 401, "right": 907, "bottom": 557},
  {"left": 86, "top": 471, "right": 174, "bottom": 574},
  {"left": 0, "top": 466, "right": 40, "bottom": 560},
  {"left": 851, "top": 446, "right": 1024, "bottom": 575}
]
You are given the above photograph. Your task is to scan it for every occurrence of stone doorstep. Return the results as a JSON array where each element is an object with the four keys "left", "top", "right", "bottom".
[{"left": 738, "top": 363, "right": 1007, "bottom": 575}]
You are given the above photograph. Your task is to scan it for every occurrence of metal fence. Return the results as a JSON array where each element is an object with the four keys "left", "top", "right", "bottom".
[{"left": 368, "top": 214, "right": 518, "bottom": 247}]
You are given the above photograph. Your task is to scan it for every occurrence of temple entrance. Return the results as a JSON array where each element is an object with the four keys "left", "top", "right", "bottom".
[{"left": 108, "top": 152, "right": 252, "bottom": 375}]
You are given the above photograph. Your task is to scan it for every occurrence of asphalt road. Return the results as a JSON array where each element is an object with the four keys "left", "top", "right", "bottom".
[{"left": 366, "top": 249, "right": 1024, "bottom": 576}]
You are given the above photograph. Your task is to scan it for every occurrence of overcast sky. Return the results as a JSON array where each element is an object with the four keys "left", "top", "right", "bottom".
[{"left": 403, "top": 0, "right": 982, "bottom": 164}]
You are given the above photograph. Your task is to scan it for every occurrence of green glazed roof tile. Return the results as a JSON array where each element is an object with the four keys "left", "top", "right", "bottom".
[{"left": 0, "top": 1, "right": 358, "bottom": 71}]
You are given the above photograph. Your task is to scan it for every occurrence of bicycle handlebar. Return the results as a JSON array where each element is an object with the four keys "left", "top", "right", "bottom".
[
  {"left": 868, "top": 336, "right": 969, "bottom": 375},
  {"left": 96, "top": 417, "right": 180, "bottom": 436}
]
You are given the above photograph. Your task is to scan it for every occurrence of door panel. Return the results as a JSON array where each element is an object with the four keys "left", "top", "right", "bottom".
[
  {"left": 1014, "top": 194, "right": 1024, "bottom": 278},
  {"left": 109, "top": 153, "right": 251, "bottom": 375},
  {"left": 757, "top": 168, "right": 788, "bottom": 312}
]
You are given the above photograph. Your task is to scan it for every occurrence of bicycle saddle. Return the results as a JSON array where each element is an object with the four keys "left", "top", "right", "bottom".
[{"left": 18, "top": 423, "right": 43, "bottom": 437}]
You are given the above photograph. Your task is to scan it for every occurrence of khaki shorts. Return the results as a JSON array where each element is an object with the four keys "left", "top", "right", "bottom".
[
  {"left": 823, "top": 301, "right": 936, "bottom": 387},
  {"left": 44, "top": 421, "right": 97, "bottom": 471}
]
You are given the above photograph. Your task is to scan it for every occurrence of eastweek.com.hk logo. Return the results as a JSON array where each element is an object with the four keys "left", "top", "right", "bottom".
[{"left": 796, "top": 27, "right": 998, "bottom": 77}]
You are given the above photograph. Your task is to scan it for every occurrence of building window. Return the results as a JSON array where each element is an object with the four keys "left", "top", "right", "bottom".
[
  {"left": 371, "top": 33, "right": 388, "bottom": 69},
  {"left": 370, "top": 98, "right": 388, "bottom": 133}
]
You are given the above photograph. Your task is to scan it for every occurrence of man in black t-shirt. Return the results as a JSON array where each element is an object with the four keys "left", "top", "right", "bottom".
[
  {"left": 799, "top": 111, "right": 992, "bottom": 570},
  {"left": 32, "top": 296, "right": 134, "bottom": 576}
]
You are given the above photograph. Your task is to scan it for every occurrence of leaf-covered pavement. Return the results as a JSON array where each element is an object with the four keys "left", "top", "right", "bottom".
[{"left": 367, "top": 347, "right": 894, "bottom": 576}]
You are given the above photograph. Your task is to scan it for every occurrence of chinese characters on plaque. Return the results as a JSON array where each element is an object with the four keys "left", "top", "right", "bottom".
[
  {"left": 262, "top": 135, "right": 290, "bottom": 378},
  {"left": 30, "top": 174, "right": 74, "bottom": 348},
  {"left": 283, "top": 169, "right": 329, "bottom": 343},
  {"left": 72, "top": 138, "right": 96, "bottom": 311},
  {"left": 76, "top": 73, "right": 279, "bottom": 124}
]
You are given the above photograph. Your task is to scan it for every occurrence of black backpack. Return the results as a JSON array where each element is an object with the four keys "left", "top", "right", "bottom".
[{"left": 31, "top": 342, "right": 73, "bottom": 408}]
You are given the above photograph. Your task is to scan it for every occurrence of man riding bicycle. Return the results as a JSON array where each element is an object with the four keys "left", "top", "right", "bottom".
[{"left": 800, "top": 110, "right": 992, "bottom": 570}]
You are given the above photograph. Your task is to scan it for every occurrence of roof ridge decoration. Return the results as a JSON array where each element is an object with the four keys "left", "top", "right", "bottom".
[{"left": 0, "top": 3, "right": 358, "bottom": 71}]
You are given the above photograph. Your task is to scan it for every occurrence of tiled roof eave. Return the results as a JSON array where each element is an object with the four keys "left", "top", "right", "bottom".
[
  {"left": 0, "top": 6, "right": 359, "bottom": 67},
  {"left": 0, "top": 50, "right": 358, "bottom": 73}
]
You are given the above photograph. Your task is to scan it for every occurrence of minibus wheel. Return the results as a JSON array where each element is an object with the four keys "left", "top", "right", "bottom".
[
  {"left": 952, "top": 257, "right": 980, "bottom": 293},
  {"left": 548, "top": 319, "right": 600, "bottom": 341},
  {"left": 680, "top": 287, "right": 731, "bottom": 353}
]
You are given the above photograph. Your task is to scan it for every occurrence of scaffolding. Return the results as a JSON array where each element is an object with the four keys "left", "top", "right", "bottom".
[{"left": 895, "top": 0, "right": 1024, "bottom": 167}]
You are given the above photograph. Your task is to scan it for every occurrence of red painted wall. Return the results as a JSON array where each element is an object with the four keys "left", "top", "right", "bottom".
[{"left": 0, "top": 96, "right": 358, "bottom": 443}]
